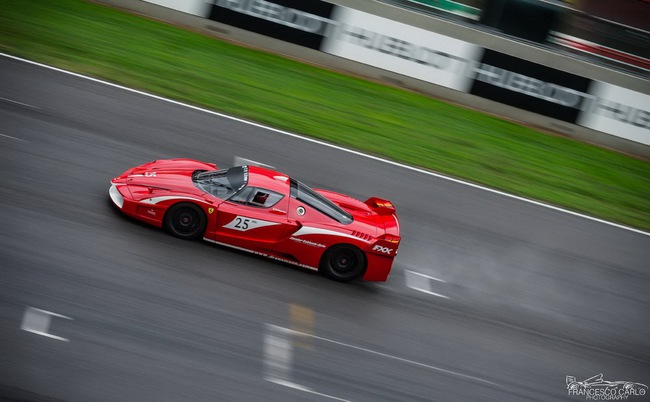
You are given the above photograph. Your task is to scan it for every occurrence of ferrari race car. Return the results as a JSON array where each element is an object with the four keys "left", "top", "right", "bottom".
[{"left": 109, "top": 159, "right": 401, "bottom": 282}]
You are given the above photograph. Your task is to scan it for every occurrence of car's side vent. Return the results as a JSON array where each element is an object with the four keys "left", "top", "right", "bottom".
[{"left": 352, "top": 231, "right": 373, "bottom": 241}]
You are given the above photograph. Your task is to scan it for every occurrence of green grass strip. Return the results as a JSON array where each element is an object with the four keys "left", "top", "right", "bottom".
[{"left": 1, "top": 0, "right": 649, "bottom": 231}]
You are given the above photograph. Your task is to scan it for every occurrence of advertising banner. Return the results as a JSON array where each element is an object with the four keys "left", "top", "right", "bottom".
[
  {"left": 469, "top": 50, "right": 593, "bottom": 124},
  {"left": 321, "top": 7, "right": 481, "bottom": 92},
  {"left": 208, "top": 0, "right": 336, "bottom": 50},
  {"left": 578, "top": 82, "right": 650, "bottom": 146},
  {"left": 143, "top": 0, "right": 210, "bottom": 17},
  {"left": 166, "top": 0, "right": 649, "bottom": 147}
]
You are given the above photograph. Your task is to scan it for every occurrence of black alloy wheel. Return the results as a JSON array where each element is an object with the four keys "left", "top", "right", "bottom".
[
  {"left": 164, "top": 203, "right": 207, "bottom": 240},
  {"left": 320, "top": 245, "right": 366, "bottom": 282}
]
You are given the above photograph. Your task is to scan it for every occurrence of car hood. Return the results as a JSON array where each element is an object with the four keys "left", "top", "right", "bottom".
[{"left": 112, "top": 159, "right": 217, "bottom": 200}]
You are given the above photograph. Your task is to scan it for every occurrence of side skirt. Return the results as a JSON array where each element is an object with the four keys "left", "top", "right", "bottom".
[{"left": 203, "top": 238, "right": 319, "bottom": 272}]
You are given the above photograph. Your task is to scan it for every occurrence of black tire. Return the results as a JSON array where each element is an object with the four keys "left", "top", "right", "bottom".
[
  {"left": 320, "top": 245, "right": 366, "bottom": 282},
  {"left": 164, "top": 203, "right": 206, "bottom": 240}
]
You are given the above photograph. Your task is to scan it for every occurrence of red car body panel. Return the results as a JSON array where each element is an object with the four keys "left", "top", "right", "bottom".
[{"left": 110, "top": 158, "right": 401, "bottom": 281}]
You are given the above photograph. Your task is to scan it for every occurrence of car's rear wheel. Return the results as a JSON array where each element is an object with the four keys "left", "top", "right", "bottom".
[
  {"left": 320, "top": 245, "right": 366, "bottom": 282},
  {"left": 164, "top": 203, "right": 206, "bottom": 240}
]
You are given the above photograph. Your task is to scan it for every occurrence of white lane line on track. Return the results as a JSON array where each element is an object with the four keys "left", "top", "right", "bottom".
[
  {"left": 267, "top": 324, "right": 500, "bottom": 387},
  {"left": 0, "top": 96, "right": 38, "bottom": 109},
  {"left": 264, "top": 324, "right": 350, "bottom": 401},
  {"left": 268, "top": 379, "right": 351, "bottom": 402},
  {"left": 0, "top": 133, "right": 28, "bottom": 142},
  {"left": 407, "top": 270, "right": 447, "bottom": 283},
  {"left": 21, "top": 307, "right": 73, "bottom": 342},
  {"left": 3, "top": 52, "right": 648, "bottom": 237},
  {"left": 405, "top": 270, "right": 450, "bottom": 299}
]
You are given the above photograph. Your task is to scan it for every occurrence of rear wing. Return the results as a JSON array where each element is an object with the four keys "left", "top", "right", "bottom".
[
  {"left": 365, "top": 197, "right": 400, "bottom": 258},
  {"left": 365, "top": 197, "right": 396, "bottom": 216}
]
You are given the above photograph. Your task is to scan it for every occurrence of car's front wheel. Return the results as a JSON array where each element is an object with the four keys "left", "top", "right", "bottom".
[
  {"left": 164, "top": 203, "right": 206, "bottom": 240},
  {"left": 320, "top": 245, "right": 366, "bottom": 282}
]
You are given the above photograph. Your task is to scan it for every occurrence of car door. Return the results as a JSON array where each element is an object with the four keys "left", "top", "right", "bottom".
[{"left": 215, "top": 186, "right": 297, "bottom": 253}]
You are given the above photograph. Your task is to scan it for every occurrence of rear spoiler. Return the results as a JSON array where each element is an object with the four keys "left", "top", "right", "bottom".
[{"left": 364, "top": 197, "right": 396, "bottom": 216}]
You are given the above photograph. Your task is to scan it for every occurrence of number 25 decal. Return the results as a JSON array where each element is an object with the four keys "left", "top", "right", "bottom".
[
  {"left": 223, "top": 215, "right": 280, "bottom": 232},
  {"left": 234, "top": 217, "right": 249, "bottom": 230}
]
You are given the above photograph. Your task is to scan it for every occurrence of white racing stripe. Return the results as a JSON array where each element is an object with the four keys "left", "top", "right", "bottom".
[
  {"left": 222, "top": 215, "right": 280, "bottom": 231},
  {"left": 140, "top": 196, "right": 203, "bottom": 205},
  {"left": 3, "top": 53, "right": 647, "bottom": 237},
  {"left": 292, "top": 226, "right": 369, "bottom": 243}
]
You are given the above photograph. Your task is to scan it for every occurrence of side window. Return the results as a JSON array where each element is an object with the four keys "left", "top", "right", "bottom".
[
  {"left": 229, "top": 187, "right": 254, "bottom": 204},
  {"left": 229, "top": 187, "right": 283, "bottom": 208},
  {"left": 250, "top": 189, "right": 283, "bottom": 208},
  {"left": 250, "top": 191, "right": 270, "bottom": 206}
]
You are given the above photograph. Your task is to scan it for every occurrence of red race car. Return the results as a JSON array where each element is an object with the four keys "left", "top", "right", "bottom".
[{"left": 109, "top": 159, "right": 400, "bottom": 282}]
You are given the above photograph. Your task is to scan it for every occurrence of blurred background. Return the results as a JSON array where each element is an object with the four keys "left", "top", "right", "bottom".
[
  {"left": 384, "top": 0, "right": 649, "bottom": 75},
  {"left": 1, "top": 0, "right": 648, "bottom": 400}
]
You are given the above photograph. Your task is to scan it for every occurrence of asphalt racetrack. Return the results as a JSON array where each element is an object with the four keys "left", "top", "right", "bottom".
[{"left": 1, "top": 54, "right": 649, "bottom": 401}]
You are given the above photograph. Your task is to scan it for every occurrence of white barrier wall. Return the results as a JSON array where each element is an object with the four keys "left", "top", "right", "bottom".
[
  {"left": 579, "top": 82, "right": 650, "bottom": 146},
  {"left": 322, "top": 7, "right": 482, "bottom": 92},
  {"left": 142, "top": 0, "right": 209, "bottom": 16}
]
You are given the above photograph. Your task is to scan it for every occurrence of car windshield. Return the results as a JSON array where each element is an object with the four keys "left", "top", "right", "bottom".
[
  {"left": 290, "top": 178, "right": 353, "bottom": 224},
  {"left": 193, "top": 166, "right": 248, "bottom": 199}
]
